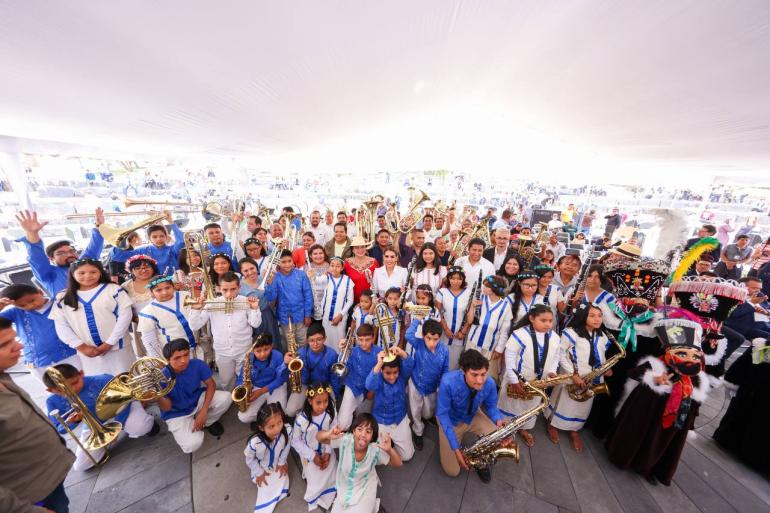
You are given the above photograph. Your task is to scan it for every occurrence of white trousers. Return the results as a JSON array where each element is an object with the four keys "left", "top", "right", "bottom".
[
  {"left": 378, "top": 416, "right": 414, "bottom": 462},
  {"left": 407, "top": 380, "right": 436, "bottom": 437},
  {"left": 215, "top": 353, "right": 246, "bottom": 391},
  {"left": 285, "top": 385, "right": 308, "bottom": 417},
  {"left": 253, "top": 467, "right": 290, "bottom": 513},
  {"left": 79, "top": 346, "right": 135, "bottom": 376},
  {"left": 73, "top": 401, "right": 154, "bottom": 471},
  {"left": 237, "top": 385, "right": 288, "bottom": 423},
  {"left": 323, "top": 316, "right": 348, "bottom": 352},
  {"left": 166, "top": 391, "right": 232, "bottom": 453},
  {"left": 445, "top": 343, "right": 463, "bottom": 371},
  {"left": 30, "top": 353, "right": 82, "bottom": 383},
  {"left": 280, "top": 324, "right": 307, "bottom": 353},
  {"left": 337, "top": 386, "right": 373, "bottom": 431}
]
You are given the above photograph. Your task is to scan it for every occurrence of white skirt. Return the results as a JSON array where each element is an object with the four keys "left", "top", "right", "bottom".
[
  {"left": 301, "top": 452, "right": 338, "bottom": 511},
  {"left": 253, "top": 469, "right": 289, "bottom": 513},
  {"left": 545, "top": 384, "right": 594, "bottom": 431},
  {"left": 323, "top": 316, "right": 348, "bottom": 352},
  {"left": 497, "top": 375, "right": 542, "bottom": 431}
]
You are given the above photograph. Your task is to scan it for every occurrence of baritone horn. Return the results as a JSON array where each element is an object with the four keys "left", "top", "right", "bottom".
[
  {"left": 96, "top": 357, "right": 176, "bottom": 420},
  {"left": 397, "top": 188, "right": 430, "bottom": 233},
  {"left": 98, "top": 212, "right": 168, "bottom": 248},
  {"left": 45, "top": 366, "right": 123, "bottom": 466}
]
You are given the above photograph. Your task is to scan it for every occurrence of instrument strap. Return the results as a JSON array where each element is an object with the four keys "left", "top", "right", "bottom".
[{"left": 529, "top": 327, "right": 550, "bottom": 379}]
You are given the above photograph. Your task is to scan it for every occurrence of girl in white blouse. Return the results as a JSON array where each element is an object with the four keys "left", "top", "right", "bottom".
[
  {"left": 410, "top": 242, "right": 447, "bottom": 300},
  {"left": 436, "top": 266, "right": 471, "bottom": 370},
  {"left": 371, "top": 249, "right": 407, "bottom": 299},
  {"left": 245, "top": 402, "right": 293, "bottom": 513}
]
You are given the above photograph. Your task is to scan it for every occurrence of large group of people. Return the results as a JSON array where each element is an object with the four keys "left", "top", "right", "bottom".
[{"left": 1, "top": 199, "right": 769, "bottom": 513}]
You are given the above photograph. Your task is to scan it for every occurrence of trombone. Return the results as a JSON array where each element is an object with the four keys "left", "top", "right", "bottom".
[
  {"left": 374, "top": 303, "right": 397, "bottom": 362},
  {"left": 45, "top": 367, "right": 122, "bottom": 467}
]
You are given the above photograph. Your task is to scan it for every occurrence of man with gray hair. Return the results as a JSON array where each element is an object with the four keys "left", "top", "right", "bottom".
[{"left": 482, "top": 227, "right": 516, "bottom": 271}]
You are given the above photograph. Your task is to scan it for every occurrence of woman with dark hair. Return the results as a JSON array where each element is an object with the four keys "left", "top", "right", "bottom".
[
  {"left": 411, "top": 242, "right": 447, "bottom": 299},
  {"left": 541, "top": 249, "right": 556, "bottom": 267},
  {"left": 306, "top": 243, "right": 330, "bottom": 322},
  {"left": 175, "top": 246, "right": 204, "bottom": 296},
  {"left": 121, "top": 254, "right": 160, "bottom": 357},
  {"left": 436, "top": 266, "right": 470, "bottom": 369},
  {"left": 508, "top": 270, "right": 545, "bottom": 325},
  {"left": 207, "top": 253, "right": 239, "bottom": 295},
  {"left": 546, "top": 302, "right": 612, "bottom": 452},
  {"left": 535, "top": 264, "right": 562, "bottom": 316},
  {"left": 239, "top": 257, "right": 280, "bottom": 343},
  {"left": 50, "top": 258, "right": 135, "bottom": 375},
  {"left": 371, "top": 248, "right": 407, "bottom": 299},
  {"left": 564, "top": 264, "right": 616, "bottom": 319},
  {"left": 344, "top": 236, "right": 379, "bottom": 303},
  {"left": 496, "top": 255, "right": 520, "bottom": 295}
]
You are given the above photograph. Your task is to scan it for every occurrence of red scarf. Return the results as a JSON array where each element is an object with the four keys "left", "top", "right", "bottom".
[{"left": 660, "top": 354, "right": 694, "bottom": 429}]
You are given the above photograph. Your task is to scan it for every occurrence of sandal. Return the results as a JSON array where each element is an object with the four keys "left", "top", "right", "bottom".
[
  {"left": 519, "top": 429, "right": 535, "bottom": 447},
  {"left": 568, "top": 431, "right": 584, "bottom": 453},
  {"left": 546, "top": 425, "right": 560, "bottom": 445}
]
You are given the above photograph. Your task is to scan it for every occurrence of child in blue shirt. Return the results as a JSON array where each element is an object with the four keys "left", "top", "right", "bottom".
[
  {"left": 337, "top": 323, "right": 378, "bottom": 430},
  {"left": 157, "top": 339, "right": 233, "bottom": 453},
  {"left": 0, "top": 284, "right": 80, "bottom": 383},
  {"left": 365, "top": 345, "right": 415, "bottom": 461},
  {"left": 284, "top": 322, "right": 340, "bottom": 416},
  {"left": 44, "top": 363, "right": 157, "bottom": 471},
  {"left": 111, "top": 214, "right": 186, "bottom": 273},
  {"left": 235, "top": 333, "right": 288, "bottom": 426},
  {"left": 406, "top": 318, "right": 449, "bottom": 450}
]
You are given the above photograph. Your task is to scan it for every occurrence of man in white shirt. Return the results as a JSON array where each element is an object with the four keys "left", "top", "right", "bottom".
[
  {"left": 544, "top": 233, "right": 566, "bottom": 262},
  {"left": 455, "top": 237, "right": 495, "bottom": 279},
  {"left": 547, "top": 213, "right": 563, "bottom": 232},
  {"left": 308, "top": 210, "right": 332, "bottom": 246}
]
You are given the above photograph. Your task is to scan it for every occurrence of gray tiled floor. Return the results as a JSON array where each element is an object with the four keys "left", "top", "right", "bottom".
[{"left": 11, "top": 346, "right": 770, "bottom": 513}]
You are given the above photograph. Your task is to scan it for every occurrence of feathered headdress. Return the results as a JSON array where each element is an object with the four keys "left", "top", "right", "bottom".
[{"left": 667, "top": 237, "right": 719, "bottom": 284}]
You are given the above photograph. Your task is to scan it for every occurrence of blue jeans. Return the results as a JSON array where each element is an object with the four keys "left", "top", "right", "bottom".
[{"left": 38, "top": 481, "right": 69, "bottom": 513}]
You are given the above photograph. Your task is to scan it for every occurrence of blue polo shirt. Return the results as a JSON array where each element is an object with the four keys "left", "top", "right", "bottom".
[
  {"left": 365, "top": 356, "right": 415, "bottom": 425},
  {"left": 161, "top": 359, "right": 212, "bottom": 421},
  {"left": 46, "top": 374, "right": 129, "bottom": 434}
]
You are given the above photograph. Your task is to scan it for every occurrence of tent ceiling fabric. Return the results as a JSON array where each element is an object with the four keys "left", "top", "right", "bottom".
[{"left": 1, "top": 1, "right": 769, "bottom": 175}]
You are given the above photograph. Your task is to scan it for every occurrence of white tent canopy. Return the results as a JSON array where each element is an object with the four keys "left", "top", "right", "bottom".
[{"left": 1, "top": 1, "right": 769, "bottom": 180}]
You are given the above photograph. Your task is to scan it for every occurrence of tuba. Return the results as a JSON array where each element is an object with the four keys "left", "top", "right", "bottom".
[
  {"left": 462, "top": 375, "right": 549, "bottom": 469},
  {"left": 98, "top": 212, "right": 168, "bottom": 249},
  {"left": 374, "top": 303, "right": 398, "bottom": 362},
  {"left": 567, "top": 332, "right": 625, "bottom": 402},
  {"left": 232, "top": 343, "right": 256, "bottom": 412},
  {"left": 45, "top": 367, "right": 122, "bottom": 467},
  {"left": 286, "top": 317, "right": 304, "bottom": 393},
  {"left": 331, "top": 325, "right": 356, "bottom": 378},
  {"left": 397, "top": 188, "right": 430, "bottom": 233},
  {"left": 96, "top": 357, "right": 175, "bottom": 420}
]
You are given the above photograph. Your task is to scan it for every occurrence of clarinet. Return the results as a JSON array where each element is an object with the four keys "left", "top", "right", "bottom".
[
  {"left": 470, "top": 270, "right": 483, "bottom": 325},
  {"left": 399, "top": 256, "right": 417, "bottom": 311}
]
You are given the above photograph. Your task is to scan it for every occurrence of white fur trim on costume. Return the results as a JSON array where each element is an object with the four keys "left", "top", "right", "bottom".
[
  {"left": 615, "top": 356, "right": 670, "bottom": 415},
  {"left": 703, "top": 337, "right": 727, "bottom": 365},
  {"left": 690, "top": 372, "right": 710, "bottom": 403},
  {"left": 752, "top": 337, "right": 767, "bottom": 349}
]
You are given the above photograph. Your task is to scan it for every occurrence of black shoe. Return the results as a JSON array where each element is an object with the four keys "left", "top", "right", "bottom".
[
  {"left": 646, "top": 474, "right": 659, "bottom": 486},
  {"left": 148, "top": 421, "right": 161, "bottom": 437},
  {"left": 206, "top": 421, "right": 224, "bottom": 436},
  {"left": 250, "top": 421, "right": 259, "bottom": 432},
  {"left": 477, "top": 466, "right": 492, "bottom": 483},
  {"left": 413, "top": 434, "right": 424, "bottom": 451}
]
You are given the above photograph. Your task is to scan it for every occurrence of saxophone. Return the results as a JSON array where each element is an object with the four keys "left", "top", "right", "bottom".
[
  {"left": 506, "top": 373, "right": 574, "bottom": 400},
  {"left": 566, "top": 331, "right": 625, "bottom": 402},
  {"left": 286, "top": 317, "right": 304, "bottom": 393},
  {"left": 231, "top": 345, "right": 254, "bottom": 412},
  {"left": 462, "top": 375, "right": 549, "bottom": 469}
]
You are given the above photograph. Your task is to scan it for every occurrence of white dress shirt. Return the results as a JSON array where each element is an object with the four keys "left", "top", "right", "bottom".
[
  {"left": 187, "top": 295, "right": 262, "bottom": 357},
  {"left": 309, "top": 224, "right": 332, "bottom": 246},
  {"left": 371, "top": 266, "right": 408, "bottom": 298},
  {"left": 455, "top": 255, "right": 496, "bottom": 282}
]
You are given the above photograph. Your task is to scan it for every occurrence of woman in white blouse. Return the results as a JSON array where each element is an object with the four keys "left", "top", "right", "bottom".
[
  {"left": 411, "top": 242, "right": 447, "bottom": 300},
  {"left": 371, "top": 248, "right": 407, "bottom": 299}
]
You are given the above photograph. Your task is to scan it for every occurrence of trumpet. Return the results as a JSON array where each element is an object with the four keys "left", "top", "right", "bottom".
[
  {"left": 183, "top": 296, "right": 258, "bottom": 313},
  {"left": 397, "top": 188, "right": 430, "bottom": 233},
  {"left": 96, "top": 357, "right": 176, "bottom": 420},
  {"left": 374, "top": 303, "right": 397, "bottom": 363},
  {"left": 45, "top": 366, "right": 122, "bottom": 467},
  {"left": 402, "top": 301, "right": 432, "bottom": 319},
  {"left": 286, "top": 316, "right": 304, "bottom": 394},
  {"left": 331, "top": 325, "right": 356, "bottom": 378},
  {"left": 257, "top": 237, "right": 285, "bottom": 290}
]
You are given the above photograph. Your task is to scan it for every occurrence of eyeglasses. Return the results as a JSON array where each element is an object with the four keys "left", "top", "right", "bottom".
[
  {"left": 520, "top": 282, "right": 538, "bottom": 288},
  {"left": 53, "top": 248, "right": 78, "bottom": 257}
]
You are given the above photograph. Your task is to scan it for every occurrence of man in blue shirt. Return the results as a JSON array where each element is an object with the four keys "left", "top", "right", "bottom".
[
  {"left": 204, "top": 223, "right": 238, "bottom": 270},
  {"left": 0, "top": 284, "right": 80, "bottom": 382},
  {"left": 157, "top": 339, "right": 232, "bottom": 453},
  {"left": 436, "top": 348, "right": 506, "bottom": 482},
  {"left": 15, "top": 209, "right": 105, "bottom": 296},
  {"left": 365, "top": 345, "right": 415, "bottom": 462},
  {"left": 264, "top": 250, "right": 314, "bottom": 351}
]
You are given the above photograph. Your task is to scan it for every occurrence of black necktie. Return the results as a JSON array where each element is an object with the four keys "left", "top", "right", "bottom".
[{"left": 466, "top": 388, "right": 477, "bottom": 415}]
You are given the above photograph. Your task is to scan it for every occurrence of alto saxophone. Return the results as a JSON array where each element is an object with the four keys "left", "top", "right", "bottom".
[
  {"left": 231, "top": 343, "right": 255, "bottom": 413},
  {"left": 462, "top": 375, "right": 549, "bottom": 470},
  {"left": 286, "top": 317, "right": 304, "bottom": 394},
  {"left": 566, "top": 331, "right": 625, "bottom": 402},
  {"left": 506, "top": 372, "right": 574, "bottom": 400}
]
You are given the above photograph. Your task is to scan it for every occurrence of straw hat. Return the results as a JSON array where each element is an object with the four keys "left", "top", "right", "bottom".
[
  {"left": 349, "top": 235, "right": 372, "bottom": 248},
  {"left": 608, "top": 242, "right": 642, "bottom": 259}
]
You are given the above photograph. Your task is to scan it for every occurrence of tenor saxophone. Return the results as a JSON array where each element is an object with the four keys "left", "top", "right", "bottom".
[
  {"left": 231, "top": 345, "right": 254, "bottom": 412},
  {"left": 566, "top": 331, "right": 625, "bottom": 402},
  {"left": 462, "top": 376, "right": 549, "bottom": 470},
  {"left": 286, "top": 317, "right": 304, "bottom": 393}
]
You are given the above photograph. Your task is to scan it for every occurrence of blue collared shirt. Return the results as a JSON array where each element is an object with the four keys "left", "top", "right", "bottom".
[
  {"left": 299, "top": 345, "right": 342, "bottom": 396},
  {"left": 264, "top": 269, "right": 314, "bottom": 325},
  {"left": 344, "top": 345, "right": 379, "bottom": 397},
  {"left": 365, "top": 356, "right": 415, "bottom": 425},
  {"left": 406, "top": 320, "right": 449, "bottom": 396},
  {"left": 236, "top": 350, "right": 288, "bottom": 393},
  {"left": 436, "top": 370, "right": 502, "bottom": 451},
  {"left": 0, "top": 301, "right": 76, "bottom": 367},
  {"left": 47, "top": 374, "right": 129, "bottom": 433},
  {"left": 161, "top": 359, "right": 212, "bottom": 421}
]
